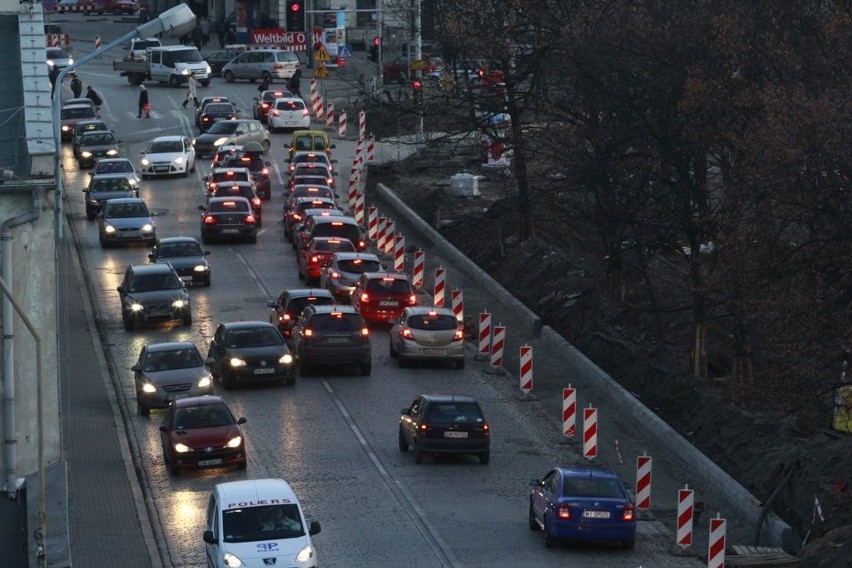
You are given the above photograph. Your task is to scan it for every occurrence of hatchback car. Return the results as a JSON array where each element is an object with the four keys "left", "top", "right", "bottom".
[
  {"left": 218, "top": 145, "right": 272, "bottom": 199},
  {"left": 83, "top": 174, "right": 137, "bottom": 220},
  {"left": 196, "top": 103, "right": 238, "bottom": 133},
  {"left": 90, "top": 157, "right": 141, "bottom": 191},
  {"left": 72, "top": 119, "right": 109, "bottom": 148},
  {"left": 204, "top": 167, "right": 255, "bottom": 196},
  {"left": 133, "top": 341, "right": 213, "bottom": 416},
  {"left": 295, "top": 214, "right": 364, "bottom": 253},
  {"left": 195, "top": 96, "right": 232, "bottom": 126},
  {"left": 98, "top": 197, "right": 156, "bottom": 247},
  {"left": 287, "top": 151, "right": 336, "bottom": 175},
  {"left": 528, "top": 466, "right": 637, "bottom": 549},
  {"left": 268, "top": 97, "right": 310, "bottom": 132},
  {"left": 254, "top": 88, "right": 293, "bottom": 122},
  {"left": 351, "top": 272, "right": 416, "bottom": 324},
  {"left": 209, "top": 182, "right": 263, "bottom": 226},
  {"left": 207, "top": 321, "right": 296, "bottom": 389},
  {"left": 291, "top": 305, "right": 371, "bottom": 376},
  {"left": 389, "top": 307, "right": 465, "bottom": 368},
  {"left": 289, "top": 162, "right": 334, "bottom": 190},
  {"left": 149, "top": 236, "right": 211, "bottom": 286},
  {"left": 298, "top": 237, "right": 355, "bottom": 285},
  {"left": 320, "top": 252, "right": 383, "bottom": 300},
  {"left": 199, "top": 197, "right": 258, "bottom": 244},
  {"left": 193, "top": 119, "right": 269, "bottom": 158},
  {"left": 285, "top": 185, "right": 336, "bottom": 216},
  {"left": 60, "top": 104, "right": 98, "bottom": 142},
  {"left": 398, "top": 394, "right": 490, "bottom": 464},
  {"left": 284, "top": 197, "right": 339, "bottom": 240},
  {"left": 139, "top": 135, "right": 196, "bottom": 178},
  {"left": 75, "top": 130, "right": 120, "bottom": 169},
  {"left": 117, "top": 263, "right": 192, "bottom": 330},
  {"left": 159, "top": 395, "right": 247, "bottom": 476},
  {"left": 46, "top": 47, "right": 73, "bottom": 71},
  {"left": 222, "top": 49, "right": 300, "bottom": 83},
  {"left": 267, "top": 288, "right": 335, "bottom": 341}
]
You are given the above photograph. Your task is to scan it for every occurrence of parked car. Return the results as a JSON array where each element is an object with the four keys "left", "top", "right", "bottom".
[
  {"left": 83, "top": 174, "right": 137, "bottom": 220},
  {"left": 389, "top": 307, "right": 465, "bottom": 368},
  {"left": 351, "top": 272, "right": 417, "bottom": 324},
  {"left": 320, "top": 252, "right": 383, "bottom": 300},
  {"left": 98, "top": 197, "right": 156, "bottom": 247},
  {"left": 148, "top": 236, "right": 211, "bottom": 287},
  {"left": 204, "top": 48, "right": 243, "bottom": 76},
  {"left": 528, "top": 466, "right": 637, "bottom": 549},
  {"left": 291, "top": 305, "right": 371, "bottom": 376},
  {"left": 132, "top": 341, "right": 213, "bottom": 416},
  {"left": 268, "top": 97, "right": 310, "bottom": 132},
  {"left": 199, "top": 197, "right": 258, "bottom": 244},
  {"left": 266, "top": 288, "right": 335, "bottom": 341},
  {"left": 207, "top": 321, "right": 296, "bottom": 389},
  {"left": 117, "top": 262, "right": 191, "bottom": 330},
  {"left": 159, "top": 395, "right": 247, "bottom": 476},
  {"left": 139, "top": 135, "right": 196, "bottom": 178},
  {"left": 398, "top": 394, "right": 490, "bottom": 464},
  {"left": 222, "top": 49, "right": 300, "bottom": 84},
  {"left": 75, "top": 130, "right": 121, "bottom": 169}
]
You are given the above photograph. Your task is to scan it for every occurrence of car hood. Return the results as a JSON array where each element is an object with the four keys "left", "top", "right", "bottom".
[
  {"left": 168, "top": 424, "right": 241, "bottom": 447},
  {"left": 79, "top": 143, "right": 119, "bottom": 152},
  {"left": 102, "top": 216, "right": 154, "bottom": 229},
  {"left": 88, "top": 190, "right": 135, "bottom": 201},
  {"left": 226, "top": 345, "right": 289, "bottom": 359},
  {"left": 140, "top": 367, "right": 209, "bottom": 386},
  {"left": 156, "top": 257, "right": 208, "bottom": 270},
  {"left": 123, "top": 289, "right": 187, "bottom": 303},
  {"left": 144, "top": 151, "right": 184, "bottom": 162},
  {"left": 194, "top": 132, "right": 232, "bottom": 144},
  {"left": 217, "top": 537, "right": 310, "bottom": 562}
]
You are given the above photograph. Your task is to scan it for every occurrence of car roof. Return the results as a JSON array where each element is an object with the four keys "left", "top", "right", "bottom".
[
  {"left": 75, "top": 119, "right": 108, "bottom": 127},
  {"left": 361, "top": 271, "right": 410, "bottom": 281},
  {"left": 157, "top": 236, "right": 201, "bottom": 245},
  {"left": 305, "top": 304, "right": 360, "bottom": 315},
  {"left": 105, "top": 197, "right": 146, "bottom": 205},
  {"left": 418, "top": 393, "right": 479, "bottom": 404},
  {"left": 146, "top": 341, "right": 196, "bottom": 352},
  {"left": 286, "top": 288, "right": 334, "bottom": 299},
  {"left": 221, "top": 320, "right": 277, "bottom": 330},
  {"left": 96, "top": 157, "right": 132, "bottom": 164},
  {"left": 272, "top": 97, "right": 304, "bottom": 103},
  {"left": 212, "top": 167, "right": 251, "bottom": 174},
  {"left": 171, "top": 394, "right": 226, "bottom": 409},
  {"left": 149, "top": 135, "right": 184, "bottom": 142},
  {"left": 128, "top": 263, "right": 175, "bottom": 275},
  {"left": 332, "top": 252, "right": 380, "bottom": 262},
  {"left": 403, "top": 306, "right": 457, "bottom": 317},
  {"left": 557, "top": 466, "right": 621, "bottom": 480},
  {"left": 214, "top": 478, "right": 299, "bottom": 510},
  {"left": 208, "top": 196, "right": 251, "bottom": 206},
  {"left": 90, "top": 173, "right": 131, "bottom": 181}
]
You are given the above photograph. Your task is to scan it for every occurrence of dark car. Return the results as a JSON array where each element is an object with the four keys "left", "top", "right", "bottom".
[
  {"left": 289, "top": 162, "right": 335, "bottom": 190},
  {"left": 132, "top": 341, "right": 213, "bottom": 416},
  {"left": 159, "top": 395, "right": 247, "bottom": 476},
  {"left": 209, "top": 181, "right": 263, "bottom": 226},
  {"left": 90, "top": 157, "right": 141, "bottom": 191},
  {"left": 83, "top": 174, "right": 137, "bottom": 220},
  {"left": 291, "top": 305, "right": 371, "bottom": 376},
  {"left": 253, "top": 89, "right": 293, "bottom": 123},
  {"left": 295, "top": 214, "right": 365, "bottom": 253},
  {"left": 320, "top": 252, "right": 383, "bottom": 300},
  {"left": 289, "top": 174, "right": 334, "bottom": 193},
  {"left": 398, "top": 394, "right": 490, "bottom": 464},
  {"left": 206, "top": 321, "right": 296, "bottom": 389},
  {"left": 195, "top": 96, "right": 232, "bottom": 126},
  {"left": 286, "top": 151, "right": 336, "bottom": 175},
  {"left": 102, "top": 0, "right": 139, "bottom": 14},
  {"left": 205, "top": 167, "right": 254, "bottom": 196},
  {"left": 266, "top": 288, "right": 335, "bottom": 341},
  {"left": 199, "top": 197, "right": 258, "bottom": 244},
  {"left": 284, "top": 197, "right": 338, "bottom": 240},
  {"left": 75, "top": 131, "right": 121, "bottom": 169},
  {"left": 205, "top": 49, "right": 242, "bottom": 76},
  {"left": 196, "top": 103, "right": 239, "bottom": 133},
  {"left": 117, "top": 263, "right": 192, "bottom": 330},
  {"left": 529, "top": 466, "right": 637, "bottom": 549},
  {"left": 219, "top": 146, "right": 272, "bottom": 199},
  {"left": 148, "top": 236, "right": 211, "bottom": 287},
  {"left": 60, "top": 104, "right": 98, "bottom": 142},
  {"left": 98, "top": 197, "right": 156, "bottom": 247},
  {"left": 72, "top": 119, "right": 109, "bottom": 148},
  {"left": 192, "top": 120, "right": 270, "bottom": 159},
  {"left": 285, "top": 185, "right": 336, "bottom": 215},
  {"left": 298, "top": 237, "right": 356, "bottom": 285},
  {"left": 351, "top": 272, "right": 417, "bottom": 324}
]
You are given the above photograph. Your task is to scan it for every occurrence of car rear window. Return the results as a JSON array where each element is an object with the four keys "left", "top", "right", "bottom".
[
  {"left": 205, "top": 104, "right": 235, "bottom": 114},
  {"left": 311, "top": 222, "right": 360, "bottom": 243},
  {"left": 276, "top": 100, "right": 306, "bottom": 111},
  {"left": 561, "top": 477, "right": 626, "bottom": 499},
  {"left": 427, "top": 402, "right": 483, "bottom": 423},
  {"left": 213, "top": 171, "right": 251, "bottom": 183},
  {"left": 338, "top": 259, "right": 381, "bottom": 273},
  {"left": 214, "top": 186, "right": 254, "bottom": 200},
  {"left": 288, "top": 295, "right": 335, "bottom": 315},
  {"left": 407, "top": 313, "right": 458, "bottom": 331},
  {"left": 365, "top": 277, "right": 412, "bottom": 294},
  {"left": 276, "top": 51, "right": 299, "bottom": 62},
  {"left": 311, "top": 312, "right": 363, "bottom": 332},
  {"left": 291, "top": 186, "right": 333, "bottom": 200},
  {"left": 210, "top": 200, "right": 249, "bottom": 213}
]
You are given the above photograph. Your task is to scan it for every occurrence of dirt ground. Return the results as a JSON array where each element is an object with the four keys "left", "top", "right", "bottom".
[{"left": 363, "top": 114, "right": 852, "bottom": 566}]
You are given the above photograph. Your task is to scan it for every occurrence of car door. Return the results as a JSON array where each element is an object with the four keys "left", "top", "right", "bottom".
[
  {"left": 204, "top": 495, "right": 219, "bottom": 566},
  {"left": 182, "top": 137, "right": 196, "bottom": 168},
  {"left": 400, "top": 397, "right": 423, "bottom": 445},
  {"left": 531, "top": 470, "right": 559, "bottom": 523},
  {"left": 208, "top": 325, "right": 226, "bottom": 375}
]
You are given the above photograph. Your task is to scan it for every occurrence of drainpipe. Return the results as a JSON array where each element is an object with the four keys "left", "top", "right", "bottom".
[{"left": 2, "top": 185, "right": 44, "bottom": 497}]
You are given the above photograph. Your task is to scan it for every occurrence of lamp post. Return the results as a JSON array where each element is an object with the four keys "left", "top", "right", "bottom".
[{"left": 51, "top": 3, "right": 198, "bottom": 241}]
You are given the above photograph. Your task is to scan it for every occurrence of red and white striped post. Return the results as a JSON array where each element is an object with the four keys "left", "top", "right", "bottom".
[
  {"left": 353, "top": 138, "right": 364, "bottom": 169},
  {"left": 383, "top": 221, "right": 395, "bottom": 255},
  {"left": 376, "top": 217, "right": 388, "bottom": 252},
  {"left": 636, "top": 453, "right": 652, "bottom": 510},
  {"left": 677, "top": 485, "right": 694, "bottom": 549},
  {"left": 366, "top": 134, "right": 376, "bottom": 162},
  {"left": 348, "top": 168, "right": 360, "bottom": 207},
  {"left": 520, "top": 345, "right": 533, "bottom": 393},
  {"left": 326, "top": 101, "right": 334, "bottom": 129},
  {"left": 94, "top": 34, "right": 102, "bottom": 50},
  {"left": 367, "top": 207, "right": 378, "bottom": 240},
  {"left": 478, "top": 311, "right": 491, "bottom": 358},
  {"left": 358, "top": 110, "right": 366, "bottom": 140},
  {"left": 451, "top": 289, "right": 463, "bottom": 322},
  {"left": 314, "top": 94, "right": 324, "bottom": 120},
  {"left": 310, "top": 78, "right": 318, "bottom": 103},
  {"left": 354, "top": 192, "right": 365, "bottom": 225},
  {"left": 583, "top": 405, "right": 598, "bottom": 459},
  {"left": 338, "top": 109, "right": 347, "bottom": 138},
  {"left": 707, "top": 514, "right": 726, "bottom": 568},
  {"left": 562, "top": 386, "right": 576, "bottom": 437},
  {"left": 490, "top": 324, "right": 505, "bottom": 367},
  {"left": 412, "top": 249, "right": 425, "bottom": 288},
  {"left": 393, "top": 234, "right": 405, "bottom": 272},
  {"left": 51, "top": 34, "right": 61, "bottom": 47},
  {"left": 433, "top": 267, "right": 446, "bottom": 306}
]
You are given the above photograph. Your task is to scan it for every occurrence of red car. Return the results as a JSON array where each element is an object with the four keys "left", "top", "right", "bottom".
[
  {"left": 298, "top": 237, "right": 356, "bottom": 285},
  {"left": 158, "top": 395, "right": 247, "bottom": 476},
  {"left": 351, "top": 272, "right": 417, "bottom": 324}
]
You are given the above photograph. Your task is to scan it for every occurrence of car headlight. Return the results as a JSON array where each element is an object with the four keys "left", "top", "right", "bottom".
[
  {"left": 104, "top": 224, "right": 116, "bottom": 234},
  {"left": 295, "top": 545, "right": 315, "bottom": 562},
  {"left": 129, "top": 302, "right": 144, "bottom": 312},
  {"left": 141, "top": 383, "right": 156, "bottom": 393},
  {"left": 229, "top": 357, "right": 246, "bottom": 367},
  {"left": 197, "top": 376, "right": 211, "bottom": 388},
  {"left": 173, "top": 156, "right": 185, "bottom": 165},
  {"left": 81, "top": 151, "right": 92, "bottom": 158},
  {"left": 206, "top": 65, "right": 212, "bottom": 74},
  {"left": 192, "top": 138, "right": 198, "bottom": 145},
  {"left": 141, "top": 158, "right": 151, "bottom": 166},
  {"left": 173, "top": 443, "right": 191, "bottom": 453},
  {"left": 214, "top": 137, "right": 228, "bottom": 147},
  {"left": 62, "top": 125, "right": 70, "bottom": 132},
  {"left": 141, "top": 224, "right": 154, "bottom": 233},
  {"left": 68, "top": 58, "right": 73, "bottom": 66},
  {"left": 106, "top": 149, "right": 118, "bottom": 156},
  {"left": 222, "top": 552, "right": 246, "bottom": 568},
  {"left": 193, "top": 264, "right": 208, "bottom": 272},
  {"left": 225, "top": 436, "right": 242, "bottom": 448},
  {"left": 279, "top": 354, "right": 293, "bottom": 365},
  {"left": 172, "top": 299, "right": 187, "bottom": 308},
  {"left": 47, "top": 60, "right": 55, "bottom": 68}
]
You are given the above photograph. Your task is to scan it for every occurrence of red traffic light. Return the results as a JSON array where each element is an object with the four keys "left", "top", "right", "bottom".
[
  {"left": 412, "top": 80, "right": 422, "bottom": 90},
  {"left": 373, "top": 37, "right": 380, "bottom": 47},
  {"left": 290, "top": 2, "right": 300, "bottom": 11}
]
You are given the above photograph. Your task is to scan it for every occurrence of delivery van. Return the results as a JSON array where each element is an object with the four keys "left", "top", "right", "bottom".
[{"left": 203, "top": 478, "right": 321, "bottom": 568}]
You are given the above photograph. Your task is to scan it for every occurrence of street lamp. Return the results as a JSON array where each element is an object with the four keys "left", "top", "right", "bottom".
[{"left": 51, "top": 3, "right": 197, "bottom": 241}]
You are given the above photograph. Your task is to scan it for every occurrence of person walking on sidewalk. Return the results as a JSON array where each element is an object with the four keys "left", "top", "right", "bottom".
[
  {"left": 137, "top": 85, "right": 150, "bottom": 118},
  {"left": 182, "top": 72, "right": 199, "bottom": 108},
  {"left": 70, "top": 74, "right": 83, "bottom": 98},
  {"left": 287, "top": 68, "right": 302, "bottom": 100}
]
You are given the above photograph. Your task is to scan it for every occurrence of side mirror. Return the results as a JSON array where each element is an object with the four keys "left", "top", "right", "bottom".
[
  {"left": 400, "top": 408, "right": 410, "bottom": 416},
  {"left": 131, "top": 364, "right": 140, "bottom": 372},
  {"left": 529, "top": 478, "right": 543, "bottom": 487},
  {"left": 159, "top": 426, "right": 168, "bottom": 433},
  {"left": 331, "top": 159, "right": 338, "bottom": 163},
  {"left": 237, "top": 417, "right": 247, "bottom": 424},
  {"left": 82, "top": 188, "right": 87, "bottom": 193},
  {"left": 117, "top": 286, "right": 125, "bottom": 293},
  {"left": 329, "top": 144, "right": 336, "bottom": 149},
  {"left": 198, "top": 205, "right": 207, "bottom": 211},
  {"left": 283, "top": 143, "right": 291, "bottom": 148},
  {"left": 204, "top": 357, "right": 215, "bottom": 365},
  {"left": 308, "top": 521, "right": 321, "bottom": 536},
  {"left": 116, "top": 139, "right": 123, "bottom": 143},
  {"left": 202, "top": 530, "right": 216, "bottom": 545},
  {"left": 204, "top": 250, "right": 211, "bottom": 256},
  {"left": 266, "top": 301, "right": 276, "bottom": 308},
  {"left": 148, "top": 253, "right": 156, "bottom": 260}
]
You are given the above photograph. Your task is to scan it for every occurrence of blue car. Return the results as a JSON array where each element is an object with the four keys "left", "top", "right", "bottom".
[{"left": 528, "top": 466, "right": 636, "bottom": 549}]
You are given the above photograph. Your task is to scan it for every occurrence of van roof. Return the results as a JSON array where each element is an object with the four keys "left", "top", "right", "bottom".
[{"left": 214, "top": 478, "right": 299, "bottom": 510}]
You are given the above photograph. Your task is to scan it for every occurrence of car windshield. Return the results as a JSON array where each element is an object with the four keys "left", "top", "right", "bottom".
[
  {"left": 205, "top": 104, "right": 234, "bottom": 114},
  {"left": 365, "top": 277, "right": 412, "bottom": 294},
  {"left": 147, "top": 140, "right": 183, "bottom": 154},
  {"left": 222, "top": 505, "right": 305, "bottom": 543},
  {"left": 226, "top": 328, "right": 283, "bottom": 348},
  {"left": 312, "top": 312, "right": 361, "bottom": 331},
  {"left": 561, "top": 477, "right": 626, "bottom": 499},
  {"left": 208, "top": 121, "right": 239, "bottom": 134},
  {"left": 47, "top": 48, "right": 69, "bottom": 59},
  {"left": 407, "top": 313, "right": 458, "bottom": 331},
  {"left": 78, "top": 122, "right": 108, "bottom": 134},
  {"left": 171, "top": 48, "right": 202, "bottom": 63},
  {"left": 173, "top": 403, "right": 234, "bottom": 429},
  {"left": 105, "top": 202, "right": 149, "bottom": 218},
  {"left": 158, "top": 242, "right": 202, "bottom": 258},
  {"left": 95, "top": 161, "right": 134, "bottom": 174},
  {"left": 81, "top": 133, "right": 116, "bottom": 146},
  {"left": 128, "top": 272, "right": 181, "bottom": 292},
  {"left": 61, "top": 107, "right": 95, "bottom": 119},
  {"left": 427, "top": 402, "right": 483, "bottom": 423},
  {"left": 209, "top": 200, "right": 249, "bottom": 213},
  {"left": 143, "top": 347, "right": 203, "bottom": 371},
  {"left": 90, "top": 179, "right": 131, "bottom": 192},
  {"left": 338, "top": 259, "right": 381, "bottom": 273}
]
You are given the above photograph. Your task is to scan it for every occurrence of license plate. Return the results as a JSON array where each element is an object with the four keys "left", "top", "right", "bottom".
[
  {"left": 167, "top": 393, "right": 189, "bottom": 401},
  {"left": 582, "top": 511, "right": 611, "bottom": 519},
  {"left": 423, "top": 348, "right": 445, "bottom": 355},
  {"left": 148, "top": 310, "right": 170, "bottom": 317},
  {"left": 285, "top": 121, "right": 299, "bottom": 125},
  {"left": 326, "top": 337, "right": 349, "bottom": 344},
  {"left": 379, "top": 300, "right": 399, "bottom": 307},
  {"left": 122, "top": 231, "right": 140, "bottom": 238},
  {"left": 198, "top": 458, "right": 222, "bottom": 466},
  {"left": 221, "top": 228, "right": 240, "bottom": 234},
  {"left": 253, "top": 368, "right": 276, "bottom": 374},
  {"left": 154, "top": 166, "right": 169, "bottom": 172},
  {"left": 443, "top": 431, "right": 468, "bottom": 438},
  {"left": 179, "top": 276, "right": 193, "bottom": 282}
]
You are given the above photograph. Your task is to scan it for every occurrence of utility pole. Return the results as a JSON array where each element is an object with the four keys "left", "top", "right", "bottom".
[{"left": 414, "top": 0, "right": 423, "bottom": 141}]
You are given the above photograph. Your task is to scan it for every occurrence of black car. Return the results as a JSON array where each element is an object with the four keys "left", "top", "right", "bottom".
[
  {"left": 209, "top": 181, "right": 263, "bottom": 226},
  {"left": 195, "top": 96, "right": 232, "bottom": 126},
  {"left": 205, "top": 50, "right": 242, "bottom": 76},
  {"left": 148, "top": 236, "right": 211, "bottom": 287},
  {"left": 205, "top": 167, "right": 254, "bottom": 196},
  {"left": 266, "top": 288, "right": 335, "bottom": 341},
  {"left": 398, "top": 394, "right": 490, "bottom": 464},
  {"left": 117, "top": 263, "right": 192, "bottom": 331},
  {"left": 75, "top": 130, "right": 121, "bottom": 169},
  {"left": 83, "top": 174, "right": 137, "bottom": 220},
  {"left": 291, "top": 305, "right": 372, "bottom": 376},
  {"left": 284, "top": 197, "right": 339, "bottom": 240},
  {"left": 207, "top": 321, "right": 296, "bottom": 389},
  {"left": 132, "top": 341, "right": 214, "bottom": 416},
  {"left": 289, "top": 163, "right": 335, "bottom": 189},
  {"left": 253, "top": 89, "right": 293, "bottom": 123},
  {"left": 196, "top": 103, "right": 238, "bottom": 133},
  {"left": 199, "top": 197, "right": 258, "bottom": 244},
  {"left": 220, "top": 149, "right": 272, "bottom": 199}
]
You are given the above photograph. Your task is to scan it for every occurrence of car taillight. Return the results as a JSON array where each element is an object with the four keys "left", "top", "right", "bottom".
[
  {"left": 453, "top": 329, "right": 464, "bottom": 341},
  {"left": 261, "top": 103, "right": 270, "bottom": 109},
  {"left": 246, "top": 215, "right": 257, "bottom": 224},
  {"left": 557, "top": 504, "right": 570, "bottom": 519},
  {"left": 330, "top": 271, "right": 341, "bottom": 279},
  {"left": 310, "top": 255, "right": 319, "bottom": 263},
  {"left": 292, "top": 213, "right": 302, "bottom": 220},
  {"left": 252, "top": 198, "right": 261, "bottom": 207},
  {"left": 360, "top": 293, "right": 369, "bottom": 303},
  {"left": 408, "top": 294, "right": 417, "bottom": 305},
  {"left": 283, "top": 313, "right": 291, "bottom": 321},
  {"left": 401, "top": 328, "right": 413, "bottom": 339},
  {"left": 262, "top": 168, "right": 269, "bottom": 175},
  {"left": 418, "top": 423, "right": 428, "bottom": 432},
  {"left": 202, "top": 117, "right": 210, "bottom": 122},
  {"left": 270, "top": 110, "right": 280, "bottom": 117},
  {"left": 273, "top": 63, "right": 283, "bottom": 69},
  {"left": 358, "top": 240, "right": 366, "bottom": 249},
  {"left": 203, "top": 216, "right": 216, "bottom": 225},
  {"left": 622, "top": 504, "right": 634, "bottom": 521},
  {"left": 361, "top": 327, "right": 369, "bottom": 336},
  {"left": 302, "top": 109, "right": 309, "bottom": 116},
  {"left": 304, "top": 328, "right": 313, "bottom": 337}
]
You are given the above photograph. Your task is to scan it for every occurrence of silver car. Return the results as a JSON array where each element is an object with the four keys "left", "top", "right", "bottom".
[
  {"left": 222, "top": 49, "right": 300, "bottom": 83},
  {"left": 320, "top": 252, "right": 383, "bottom": 300},
  {"left": 132, "top": 341, "right": 213, "bottom": 416},
  {"left": 46, "top": 47, "right": 73, "bottom": 71},
  {"left": 98, "top": 197, "right": 156, "bottom": 247},
  {"left": 192, "top": 119, "right": 270, "bottom": 158},
  {"left": 389, "top": 307, "right": 465, "bottom": 369}
]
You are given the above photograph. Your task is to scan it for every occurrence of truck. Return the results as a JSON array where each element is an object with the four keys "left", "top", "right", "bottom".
[{"left": 113, "top": 45, "right": 211, "bottom": 87}]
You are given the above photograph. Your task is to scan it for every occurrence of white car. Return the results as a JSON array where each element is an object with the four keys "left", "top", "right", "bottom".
[
  {"left": 267, "top": 97, "right": 311, "bottom": 133},
  {"left": 139, "top": 135, "right": 196, "bottom": 179}
]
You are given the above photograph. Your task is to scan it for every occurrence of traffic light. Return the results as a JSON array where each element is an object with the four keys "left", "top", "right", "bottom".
[
  {"left": 286, "top": 0, "right": 305, "bottom": 32},
  {"left": 412, "top": 78, "right": 423, "bottom": 103},
  {"left": 373, "top": 37, "right": 380, "bottom": 47}
]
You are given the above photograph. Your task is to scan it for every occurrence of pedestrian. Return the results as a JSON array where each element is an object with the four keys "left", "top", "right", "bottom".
[
  {"left": 137, "top": 84, "right": 150, "bottom": 118},
  {"left": 287, "top": 68, "right": 302, "bottom": 100},
  {"left": 85, "top": 85, "right": 103, "bottom": 108},
  {"left": 200, "top": 17, "right": 210, "bottom": 46},
  {"left": 258, "top": 75, "right": 270, "bottom": 94},
  {"left": 70, "top": 74, "right": 83, "bottom": 98},
  {"left": 217, "top": 21, "right": 226, "bottom": 48},
  {"left": 182, "top": 72, "right": 198, "bottom": 108},
  {"left": 192, "top": 24, "right": 204, "bottom": 49}
]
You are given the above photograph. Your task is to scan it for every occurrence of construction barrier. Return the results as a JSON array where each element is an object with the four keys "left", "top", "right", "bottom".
[
  {"left": 376, "top": 217, "right": 388, "bottom": 253},
  {"left": 354, "top": 192, "right": 365, "bottom": 225},
  {"left": 677, "top": 486, "right": 694, "bottom": 548},
  {"left": 583, "top": 405, "right": 598, "bottom": 459},
  {"left": 313, "top": 94, "right": 324, "bottom": 120},
  {"left": 94, "top": 34, "right": 101, "bottom": 50},
  {"left": 358, "top": 110, "right": 366, "bottom": 139},
  {"left": 520, "top": 345, "right": 533, "bottom": 393},
  {"left": 478, "top": 311, "right": 491, "bottom": 357},
  {"left": 310, "top": 79, "right": 318, "bottom": 115},
  {"left": 383, "top": 221, "right": 395, "bottom": 256},
  {"left": 366, "top": 135, "right": 375, "bottom": 162},
  {"left": 347, "top": 170, "right": 359, "bottom": 210},
  {"left": 451, "top": 289, "right": 463, "bottom": 323},
  {"left": 393, "top": 234, "right": 405, "bottom": 272},
  {"left": 338, "top": 109, "right": 347, "bottom": 138},
  {"left": 412, "top": 249, "right": 424, "bottom": 288},
  {"left": 46, "top": 33, "right": 71, "bottom": 47},
  {"left": 326, "top": 101, "right": 334, "bottom": 129},
  {"left": 367, "top": 206, "right": 378, "bottom": 240},
  {"left": 562, "top": 386, "right": 576, "bottom": 437},
  {"left": 636, "top": 454, "right": 652, "bottom": 510},
  {"left": 433, "top": 266, "right": 446, "bottom": 307},
  {"left": 707, "top": 514, "right": 726, "bottom": 568},
  {"left": 490, "top": 324, "right": 505, "bottom": 367}
]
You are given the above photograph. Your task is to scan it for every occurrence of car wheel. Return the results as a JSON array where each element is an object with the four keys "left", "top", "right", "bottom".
[
  {"left": 182, "top": 312, "right": 192, "bottom": 327},
  {"left": 223, "top": 70, "right": 235, "bottom": 83},
  {"left": 297, "top": 267, "right": 305, "bottom": 280},
  {"left": 478, "top": 451, "right": 490, "bottom": 465},
  {"left": 398, "top": 429, "right": 409, "bottom": 452},
  {"left": 169, "top": 74, "right": 181, "bottom": 88},
  {"left": 168, "top": 461, "right": 180, "bottom": 477},
  {"left": 260, "top": 71, "right": 272, "bottom": 84},
  {"left": 361, "top": 361, "right": 371, "bottom": 376},
  {"left": 249, "top": 235, "right": 257, "bottom": 244},
  {"left": 261, "top": 139, "right": 271, "bottom": 153},
  {"left": 622, "top": 538, "right": 635, "bottom": 549},
  {"left": 222, "top": 372, "right": 235, "bottom": 390},
  {"left": 123, "top": 315, "right": 134, "bottom": 331},
  {"left": 299, "top": 357, "right": 312, "bottom": 377},
  {"left": 86, "top": 212, "right": 95, "bottom": 221},
  {"left": 203, "top": 275, "right": 211, "bottom": 287},
  {"left": 528, "top": 501, "right": 539, "bottom": 530},
  {"left": 455, "top": 359, "right": 465, "bottom": 369},
  {"left": 543, "top": 517, "right": 557, "bottom": 548},
  {"left": 137, "top": 402, "right": 149, "bottom": 417},
  {"left": 389, "top": 342, "right": 398, "bottom": 358},
  {"left": 286, "top": 376, "right": 296, "bottom": 386},
  {"left": 414, "top": 446, "right": 425, "bottom": 464},
  {"left": 190, "top": 158, "right": 196, "bottom": 173},
  {"left": 181, "top": 168, "right": 189, "bottom": 178},
  {"left": 201, "top": 233, "right": 209, "bottom": 244},
  {"left": 200, "top": 79, "right": 210, "bottom": 87}
]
